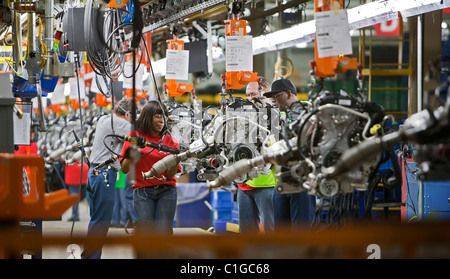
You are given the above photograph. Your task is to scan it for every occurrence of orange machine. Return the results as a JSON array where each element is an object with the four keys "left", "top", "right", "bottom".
[
  {"left": 51, "top": 104, "right": 68, "bottom": 114},
  {"left": 95, "top": 93, "right": 111, "bottom": 107},
  {"left": 223, "top": 18, "right": 258, "bottom": 89},
  {"left": 70, "top": 99, "right": 88, "bottom": 110},
  {"left": 164, "top": 38, "right": 193, "bottom": 97},
  {"left": 311, "top": 0, "right": 360, "bottom": 78},
  {"left": 0, "top": 154, "right": 79, "bottom": 258},
  {"left": 106, "top": 0, "right": 129, "bottom": 8},
  {"left": 0, "top": 153, "right": 79, "bottom": 221}
]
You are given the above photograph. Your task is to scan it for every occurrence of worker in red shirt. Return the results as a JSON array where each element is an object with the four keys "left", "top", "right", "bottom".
[{"left": 121, "top": 101, "right": 181, "bottom": 235}]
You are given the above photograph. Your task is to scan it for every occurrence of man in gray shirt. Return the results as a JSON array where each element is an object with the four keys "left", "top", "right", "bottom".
[{"left": 82, "top": 98, "right": 133, "bottom": 259}]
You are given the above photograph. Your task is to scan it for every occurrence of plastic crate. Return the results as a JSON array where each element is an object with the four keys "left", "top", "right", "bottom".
[
  {"left": 210, "top": 189, "right": 233, "bottom": 209},
  {"left": 213, "top": 220, "right": 228, "bottom": 234},
  {"left": 176, "top": 183, "right": 211, "bottom": 229},
  {"left": 212, "top": 209, "right": 232, "bottom": 223}
]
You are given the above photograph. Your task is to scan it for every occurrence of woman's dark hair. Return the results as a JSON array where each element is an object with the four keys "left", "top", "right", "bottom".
[{"left": 135, "top": 101, "right": 168, "bottom": 134}]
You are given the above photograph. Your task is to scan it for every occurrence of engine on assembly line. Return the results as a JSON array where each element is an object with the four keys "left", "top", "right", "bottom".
[
  {"left": 205, "top": 89, "right": 390, "bottom": 199},
  {"left": 165, "top": 96, "right": 281, "bottom": 183},
  {"left": 163, "top": 88, "right": 390, "bottom": 199},
  {"left": 272, "top": 90, "right": 386, "bottom": 198}
]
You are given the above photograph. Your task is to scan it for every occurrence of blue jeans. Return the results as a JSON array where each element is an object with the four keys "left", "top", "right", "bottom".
[
  {"left": 111, "top": 188, "right": 127, "bottom": 226},
  {"left": 81, "top": 166, "right": 117, "bottom": 259},
  {"left": 68, "top": 184, "right": 86, "bottom": 220},
  {"left": 133, "top": 185, "right": 177, "bottom": 234},
  {"left": 125, "top": 174, "right": 138, "bottom": 225},
  {"left": 273, "top": 188, "right": 316, "bottom": 231},
  {"left": 237, "top": 187, "right": 274, "bottom": 234}
]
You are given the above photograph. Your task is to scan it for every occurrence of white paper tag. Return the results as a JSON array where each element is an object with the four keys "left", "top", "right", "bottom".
[
  {"left": 165, "top": 49, "right": 189, "bottom": 80},
  {"left": 13, "top": 111, "right": 31, "bottom": 145},
  {"left": 123, "top": 62, "right": 145, "bottom": 90},
  {"left": 90, "top": 74, "right": 108, "bottom": 94},
  {"left": 315, "top": 9, "right": 352, "bottom": 58},
  {"left": 69, "top": 77, "right": 86, "bottom": 100},
  {"left": 225, "top": 35, "right": 253, "bottom": 72}
]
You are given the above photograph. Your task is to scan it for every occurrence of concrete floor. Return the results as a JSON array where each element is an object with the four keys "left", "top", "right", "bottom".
[
  {"left": 40, "top": 200, "right": 213, "bottom": 259},
  {"left": 41, "top": 200, "right": 134, "bottom": 259}
]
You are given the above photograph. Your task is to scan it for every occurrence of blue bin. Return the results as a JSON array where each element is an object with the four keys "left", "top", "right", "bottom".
[
  {"left": 210, "top": 189, "right": 233, "bottom": 209},
  {"left": 176, "top": 183, "right": 211, "bottom": 229},
  {"left": 213, "top": 220, "right": 228, "bottom": 234},
  {"left": 210, "top": 189, "right": 234, "bottom": 229},
  {"left": 212, "top": 209, "right": 232, "bottom": 223}
]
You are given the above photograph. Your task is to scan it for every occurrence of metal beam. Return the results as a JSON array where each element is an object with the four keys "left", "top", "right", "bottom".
[
  {"left": 142, "top": 0, "right": 226, "bottom": 33},
  {"left": 241, "top": 0, "right": 310, "bottom": 22}
]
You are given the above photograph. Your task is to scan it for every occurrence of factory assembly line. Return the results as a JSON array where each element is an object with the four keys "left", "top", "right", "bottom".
[{"left": 1, "top": 0, "right": 450, "bottom": 261}]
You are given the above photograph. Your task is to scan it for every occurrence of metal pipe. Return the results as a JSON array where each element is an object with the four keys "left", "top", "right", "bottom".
[
  {"left": 417, "top": 15, "right": 423, "bottom": 112},
  {"left": 27, "top": 10, "right": 37, "bottom": 84},
  {"left": 43, "top": 0, "right": 54, "bottom": 79},
  {"left": 142, "top": 150, "right": 196, "bottom": 180},
  {"left": 12, "top": 11, "right": 23, "bottom": 74},
  {"left": 36, "top": 82, "right": 47, "bottom": 131}
]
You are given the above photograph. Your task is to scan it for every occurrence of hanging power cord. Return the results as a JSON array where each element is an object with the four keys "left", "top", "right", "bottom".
[
  {"left": 83, "top": 1, "right": 179, "bottom": 184},
  {"left": 122, "top": 0, "right": 143, "bottom": 185},
  {"left": 6, "top": 3, "right": 24, "bottom": 76},
  {"left": 69, "top": 52, "right": 88, "bottom": 239}
]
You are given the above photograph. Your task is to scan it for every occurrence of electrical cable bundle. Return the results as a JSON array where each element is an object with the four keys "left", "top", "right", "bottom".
[
  {"left": 84, "top": 0, "right": 126, "bottom": 95},
  {"left": 82, "top": 0, "right": 179, "bottom": 175}
]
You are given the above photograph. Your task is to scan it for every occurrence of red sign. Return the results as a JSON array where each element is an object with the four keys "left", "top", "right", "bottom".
[{"left": 375, "top": 19, "right": 401, "bottom": 37}]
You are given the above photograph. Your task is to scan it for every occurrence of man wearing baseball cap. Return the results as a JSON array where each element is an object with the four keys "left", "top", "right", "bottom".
[
  {"left": 264, "top": 78, "right": 316, "bottom": 231},
  {"left": 263, "top": 78, "right": 299, "bottom": 112}
]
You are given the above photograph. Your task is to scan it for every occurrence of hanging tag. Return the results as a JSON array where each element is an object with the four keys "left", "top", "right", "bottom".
[
  {"left": 315, "top": 9, "right": 352, "bottom": 58},
  {"left": 165, "top": 49, "right": 189, "bottom": 80},
  {"left": 225, "top": 35, "right": 253, "bottom": 72}
]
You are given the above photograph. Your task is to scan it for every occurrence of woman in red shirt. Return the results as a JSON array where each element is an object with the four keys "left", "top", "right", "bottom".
[{"left": 121, "top": 101, "right": 181, "bottom": 235}]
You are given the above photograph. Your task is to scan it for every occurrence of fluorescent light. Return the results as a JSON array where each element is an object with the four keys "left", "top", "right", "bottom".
[
  {"left": 384, "top": 0, "right": 447, "bottom": 18},
  {"left": 347, "top": 0, "right": 398, "bottom": 30},
  {"left": 392, "top": 0, "right": 441, "bottom": 11},
  {"left": 295, "top": 42, "right": 308, "bottom": 48},
  {"left": 252, "top": 20, "right": 316, "bottom": 55}
]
